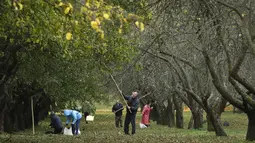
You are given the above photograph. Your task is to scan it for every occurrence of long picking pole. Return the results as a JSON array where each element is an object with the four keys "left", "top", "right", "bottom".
[{"left": 110, "top": 74, "right": 132, "bottom": 113}]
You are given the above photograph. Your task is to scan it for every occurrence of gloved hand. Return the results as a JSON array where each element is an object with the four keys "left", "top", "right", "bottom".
[{"left": 65, "top": 123, "right": 70, "bottom": 129}]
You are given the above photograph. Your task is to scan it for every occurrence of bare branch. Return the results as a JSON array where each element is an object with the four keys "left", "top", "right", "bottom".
[
  {"left": 183, "top": 88, "right": 205, "bottom": 109},
  {"left": 229, "top": 77, "right": 255, "bottom": 110},
  {"left": 202, "top": 50, "right": 245, "bottom": 110},
  {"left": 216, "top": 0, "right": 244, "bottom": 20},
  {"left": 159, "top": 51, "right": 197, "bottom": 69}
]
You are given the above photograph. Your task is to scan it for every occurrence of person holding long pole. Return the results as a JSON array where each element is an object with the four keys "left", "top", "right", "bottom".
[
  {"left": 110, "top": 74, "right": 139, "bottom": 135},
  {"left": 123, "top": 91, "right": 139, "bottom": 135}
]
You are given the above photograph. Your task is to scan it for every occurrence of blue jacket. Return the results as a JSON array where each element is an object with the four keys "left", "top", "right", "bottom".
[
  {"left": 64, "top": 109, "right": 82, "bottom": 124},
  {"left": 50, "top": 114, "right": 63, "bottom": 130}
]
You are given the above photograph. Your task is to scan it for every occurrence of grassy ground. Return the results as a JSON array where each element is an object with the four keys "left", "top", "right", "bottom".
[{"left": 0, "top": 110, "right": 253, "bottom": 143}]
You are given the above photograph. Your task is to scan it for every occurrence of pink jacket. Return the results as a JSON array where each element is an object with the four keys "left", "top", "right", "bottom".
[{"left": 141, "top": 105, "right": 153, "bottom": 125}]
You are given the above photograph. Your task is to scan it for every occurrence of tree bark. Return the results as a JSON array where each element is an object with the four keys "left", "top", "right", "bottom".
[
  {"left": 0, "top": 108, "right": 5, "bottom": 132},
  {"left": 206, "top": 115, "right": 214, "bottom": 131},
  {"left": 192, "top": 109, "right": 203, "bottom": 129},
  {"left": 173, "top": 94, "right": 183, "bottom": 128},
  {"left": 167, "top": 97, "right": 175, "bottom": 127},
  {"left": 205, "top": 105, "right": 227, "bottom": 136},
  {"left": 188, "top": 115, "right": 193, "bottom": 129},
  {"left": 246, "top": 109, "right": 255, "bottom": 141}
]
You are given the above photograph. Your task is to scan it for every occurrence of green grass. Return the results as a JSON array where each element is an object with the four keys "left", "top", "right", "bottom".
[{"left": 0, "top": 111, "right": 254, "bottom": 143}]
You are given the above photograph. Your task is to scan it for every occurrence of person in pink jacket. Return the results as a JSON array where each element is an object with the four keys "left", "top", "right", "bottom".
[{"left": 141, "top": 101, "right": 153, "bottom": 127}]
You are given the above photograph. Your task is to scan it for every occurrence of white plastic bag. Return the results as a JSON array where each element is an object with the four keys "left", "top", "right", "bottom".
[
  {"left": 63, "top": 127, "right": 73, "bottom": 136},
  {"left": 139, "top": 123, "right": 147, "bottom": 129},
  {"left": 86, "top": 115, "right": 94, "bottom": 121}
]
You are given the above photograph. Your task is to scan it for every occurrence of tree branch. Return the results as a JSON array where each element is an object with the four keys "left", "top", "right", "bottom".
[
  {"left": 229, "top": 77, "right": 254, "bottom": 110},
  {"left": 159, "top": 51, "right": 197, "bottom": 69},
  {"left": 216, "top": 0, "right": 243, "bottom": 20},
  {"left": 202, "top": 50, "right": 245, "bottom": 110},
  {"left": 231, "top": 73, "right": 255, "bottom": 95},
  {"left": 183, "top": 88, "right": 205, "bottom": 109}
]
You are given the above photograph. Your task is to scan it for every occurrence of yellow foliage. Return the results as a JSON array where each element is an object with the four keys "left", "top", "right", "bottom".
[
  {"left": 140, "top": 22, "right": 145, "bottom": 31},
  {"left": 18, "top": 2, "right": 23, "bottom": 10},
  {"left": 64, "top": 7, "right": 71, "bottom": 14},
  {"left": 66, "top": 32, "right": 72, "bottom": 40},
  {"left": 135, "top": 21, "right": 139, "bottom": 27},
  {"left": 75, "top": 20, "right": 79, "bottom": 25},
  {"left": 103, "top": 13, "right": 110, "bottom": 20},
  {"left": 68, "top": 3, "right": 73, "bottom": 9},
  {"left": 13, "top": 2, "right": 17, "bottom": 10},
  {"left": 58, "top": 2, "right": 63, "bottom": 7},
  {"left": 101, "top": 32, "right": 104, "bottom": 39},
  {"left": 95, "top": 1, "right": 100, "bottom": 8},
  {"left": 118, "top": 28, "right": 122, "bottom": 34},
  {"left": 85, "top": 2, "right": 90, "bottom": 7},
  {"left": 95, "top": 18, "right": 101, "bottom": 25},
  {"left": 91, "top": 21, "right": 99, "bottom": 29},
  {"left": 81, "top": 7, "right": 87, "bottom": 13}
]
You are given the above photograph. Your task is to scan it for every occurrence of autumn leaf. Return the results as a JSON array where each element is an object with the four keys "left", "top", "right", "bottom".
[
  {"left": 66, "top": 32, "right": 72, "bottom": 40},
  {"left": 123, "top": 18, "right": 127, "bottom": 23},
  {"left": 57, "top": 2, "right": 63, "bottom": 7},
  {"left": 118, "top": 28, "right": 122, "bottom": 34},
  {"left": 103, "top": 13, "right": 110, "bottom": 20},
  {"left": 18, "top": 2, "right": 23, "bottom": 10},
  {"left": 140, "top": 22, "right": 145, "bottom": 31},
  {"left": 68, "top": 3, "right": 73, "bottom": 9},
  {"left": 95, "top": 18, "right": 101, "bottom": 25},
  {"left": 135, "top": 21, "right": 139, "bottom": 27},
  {"left": 91, "top": 21, "right": 99, "bottom": 30},
  {"left": 64, "top": 7, "right": 71, "bottom": 14}
]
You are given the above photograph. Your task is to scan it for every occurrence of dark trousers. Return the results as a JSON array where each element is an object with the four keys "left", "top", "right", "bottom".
[
  {"left": 71, "top": 119, "right": 81, "bottom": 135},
  {"left": 45, "top": 127, "right": 63, "bottom": 134},
  {"left": 54, "top": 127, "right": 63, "bottom": 134},
  {"left": 115, "top": 115, "right": 122, "bottom": 127},
  {"left": 124, "top": 113, "right": 136, "bottom": 134}
]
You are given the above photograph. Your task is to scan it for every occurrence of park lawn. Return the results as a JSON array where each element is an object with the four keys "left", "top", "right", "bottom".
[{"left": 0, "top": 111, "right": 253, "bottom": 143}]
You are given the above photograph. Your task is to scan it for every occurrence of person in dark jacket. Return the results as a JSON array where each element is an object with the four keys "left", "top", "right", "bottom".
[
  {"left": 112, "top": 101, "right": 123, "bottom": 128},
  {"left": 123, "top": 91, "right": 139, "bottom": 135},
  {"left": 49, "top": 112, "right": 63, "bottom": 134},
  {"left": 84, "top": 111, "right": 89, "bottom": 124}
]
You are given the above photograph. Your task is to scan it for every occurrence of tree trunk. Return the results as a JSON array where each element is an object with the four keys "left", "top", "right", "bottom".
[
  {"left": 167, "top": 97, "right": 175, "bottom": 127},
  {"left": 203, "top": 97, "right": 227, "bottom": 136},
  {"left": 176, "top": 109, "right": 183, "bottom": 128},
  {"left": 173, "top": 95, "right": 183, "bottom": 128},
  {"left": 192, "top": 109, "right": 203, "bottom": 129},
  {"left": 0, "top": 108, "right": 5, "bottom": 132},
  {"left": 206, "top": 115, "right": 214, "bottom": 131},
  {"left": 188, "top": 115, "right": 193, "bottom": 129},
  {"left": 4, "top": 112, "right": 12, "bottom": 133},
  {"left": 246, "top": 110, "right": 255, "bottom": 141},
  {"left": 206, "top": 110, "right": 227, "bottom": 136}
]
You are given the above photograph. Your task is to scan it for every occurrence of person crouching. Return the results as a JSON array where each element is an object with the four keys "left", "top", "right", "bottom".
[{"left": 48, "top": 112, "right": 63, "bottom": 134}]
